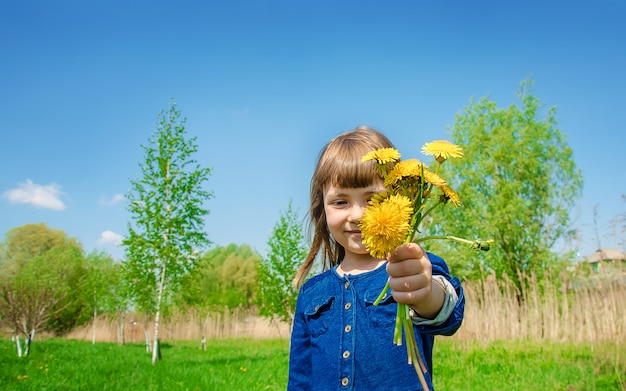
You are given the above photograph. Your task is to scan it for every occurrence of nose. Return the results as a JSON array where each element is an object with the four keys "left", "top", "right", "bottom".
[{"left": 347, "top": 202, "right": 367, "bottom": 223}]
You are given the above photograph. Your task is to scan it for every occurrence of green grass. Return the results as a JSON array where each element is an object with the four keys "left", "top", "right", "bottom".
[
  {"left": 0, "top": 337, "right": 623, "bottom": 390},
  {"left": 0, "top": 338, "right": 290, "bottom": 391},
  {"left": 434, "top": 339, "right": 625, "bottom": 391}
]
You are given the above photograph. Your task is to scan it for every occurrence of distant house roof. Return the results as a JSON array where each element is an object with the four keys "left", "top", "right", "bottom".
[{"left": 585, "top": 248, "right": 626, "bottom": 263}]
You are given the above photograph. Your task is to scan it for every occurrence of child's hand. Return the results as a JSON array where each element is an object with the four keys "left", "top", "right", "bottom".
[{"left": 386, "top": 242, "right": 444, "bottom": 319}]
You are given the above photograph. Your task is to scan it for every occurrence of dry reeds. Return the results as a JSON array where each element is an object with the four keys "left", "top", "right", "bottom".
[
  {"left": 65, "top": 272, "right": 625, "bottom": 347},
  {"left": 456, "top": 271, "right": 626, "bottom": 344},
  {"left": 66, "top": 308, "right": 291, "bottom": 344}
]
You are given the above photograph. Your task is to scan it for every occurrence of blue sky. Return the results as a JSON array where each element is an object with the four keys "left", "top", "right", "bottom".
[{"left": 1, "top": 0, "right": 624, "bottom": 261}]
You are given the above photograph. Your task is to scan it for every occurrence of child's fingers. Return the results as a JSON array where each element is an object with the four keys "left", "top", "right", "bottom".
[
  {"left": 387, "top": 243, "right": 429, "bottom": 277},
  {"left": 388, "top": 274, "right": 430, "bottom": 293},
  {"left": 388, "top": 242, "right": 425, "bottom": 264},
  {"left": 387, "top": 257, "right": 421, "bottom": 277}
]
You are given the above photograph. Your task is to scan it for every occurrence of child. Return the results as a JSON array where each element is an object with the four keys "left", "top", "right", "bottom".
[{"left": 288, "top": 126, "right": 465, "bottom": 391}]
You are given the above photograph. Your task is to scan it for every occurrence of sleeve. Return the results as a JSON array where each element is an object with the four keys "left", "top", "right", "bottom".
[
  {"left": 412, "top": 252, "right": 465, "bottom": 336},
  {"left": 411, "top": 275, "right": 459, "bottom": 326},
  {"left": 287, "top": 288, "right": 312, "bottom": 391}
]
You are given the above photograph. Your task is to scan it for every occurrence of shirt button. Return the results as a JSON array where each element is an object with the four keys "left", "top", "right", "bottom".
[
  {"left": 344, "top": 281, "right": 350, "bottom": 289},
  {"left": 344, "top": 325, "right": 351, "bottom": 333},
  {"left": 344, "top": 302, "right": 351, "bottom": 310},
  {"left": 342, "top": 350, "right": 350, "bottom": 359},
  {"left": 341, "top": 377, "right": 349, "bottom": 386}
]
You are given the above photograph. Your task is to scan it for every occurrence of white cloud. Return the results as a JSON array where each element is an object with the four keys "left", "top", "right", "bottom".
[
  {"left": 2, "top": 179, "right": 66, "bottom": 210},
  {"left": 98, "top": 230, "right": 123, "bottom": 246},
  {"left": 99, "top": 194, "right": 125, "bottom": 205}
]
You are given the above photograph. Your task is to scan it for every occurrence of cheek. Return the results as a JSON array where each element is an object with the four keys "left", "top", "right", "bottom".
[{"left": 324, "top": 206, "right": 342, "bottom": 229}]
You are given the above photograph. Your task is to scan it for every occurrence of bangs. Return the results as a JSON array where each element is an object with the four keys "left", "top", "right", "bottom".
[{"left": 319, "top": 143, "right": 382, "bottom": 189}]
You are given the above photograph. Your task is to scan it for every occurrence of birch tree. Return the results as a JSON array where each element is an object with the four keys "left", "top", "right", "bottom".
[
  {"left": 256, "top": 201, "right": 307, "bottom": 325},
  {"left": 122, "top": 100, "right": 212, "bottom": 364},
  {"left": 84, "top": 251, "right": 122, "bottom": 344}
]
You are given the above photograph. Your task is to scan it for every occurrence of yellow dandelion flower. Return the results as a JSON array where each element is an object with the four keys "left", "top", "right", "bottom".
[
  {"left": 421, "top": 140, "right": 464, "bottom": 163},
  {"left": 359, "top": 194, "right": 412, "bottom": 258},
  {"left": 361, "top": 147, "right": 401, "bottom": 164},
  {"left": 384, "top": 159, "right": 424, "bottom": 187},
  {"left": 370, "top": 191, "right": 391, "bottom": 204},
  {"left": 440, "top": 185, "right": 462, "bottom": 206},
  {"left": 423, "top": 169, "right": 447, "bottom": 187}
]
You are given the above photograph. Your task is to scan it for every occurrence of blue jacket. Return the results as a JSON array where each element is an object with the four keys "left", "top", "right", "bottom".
[{"left": 288, "top": 253, "right": 464, "bottom": 391}]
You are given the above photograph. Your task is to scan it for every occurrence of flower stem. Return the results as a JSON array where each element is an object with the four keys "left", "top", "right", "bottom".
[
  {"left": 400, "top": 303, "right": 430, "bottom": 390},
  {"left": 413, "top": 235, "right": 492, "bottom": 251},
  {"left": 373, "top": 279, "right": 390, "bottom": 306},
  {"left": 420, "top": 199, "right": 444, "bottom": 221},
  {"left": 414, "top": 234, "right": 467, "bottom": 243},
  {"left": 374, "top": 283, "right": 430, "bottom": 390}
]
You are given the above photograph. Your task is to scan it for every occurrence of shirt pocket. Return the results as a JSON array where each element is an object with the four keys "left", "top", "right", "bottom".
[
  {"left": 304, "top": 295, "right": 335, "bottom": 337},
  {"left": 364, "top": 287, "right": 396, "bottom": 328}
]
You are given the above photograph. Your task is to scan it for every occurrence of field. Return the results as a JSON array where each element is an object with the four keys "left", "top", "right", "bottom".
[
  {"left": 2, "top": 274, "right": 624, "bottom": 390},
  {"left": 0, "top": 338, "right": 288, "bottom": 391},
  {"left": 1, "top": 337, "right": 624, "bottom": 390}
]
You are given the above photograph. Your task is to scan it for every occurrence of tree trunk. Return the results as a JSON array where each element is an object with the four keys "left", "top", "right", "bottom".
[
  {"left": 151, "top": 308, "right": 162, "bottom": 364},
  {"left": 152, "top": 259, "right": 167, "bottom": 364},
  {"left": 92, "top": 306, "right": 97, "bottom": 344},
  {"left": 15, "top": 335, "right": 22, "bottom": 358},
  {"left": 119, "top": 312, "right": 126, "bottom": 345},
  {"left": 144, "top": 329, "right": 151, "bottom": 353},
  {"left": 24, "top": 328, "right": 35, "bottom": 357},
  {"left": 200, "top": 312, "right": 210, "bottom": 351}
]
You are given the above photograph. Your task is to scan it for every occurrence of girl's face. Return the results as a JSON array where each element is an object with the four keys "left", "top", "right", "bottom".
[{"left": 323, "top": 181, "right": 385, "bottom": 261}]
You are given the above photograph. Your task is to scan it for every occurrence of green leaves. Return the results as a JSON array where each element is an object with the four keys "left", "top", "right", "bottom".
[
  {"left": 121, "top": 101, "right": 213, "bottom": 362},
  {"left": 0, "top": 223, "right": 89, "bottom": 347},
  {"left": 123, "top": 100, "right": 213, "bottom": 314},
  {"left": 256, "top": 201, "right": 307, "bottom": 324},
  {"left": 178, "top": 244, "right": 259, "bottom": 312},
  {"left": 426, "top": 79, "right": 583, "bottom": 295}
]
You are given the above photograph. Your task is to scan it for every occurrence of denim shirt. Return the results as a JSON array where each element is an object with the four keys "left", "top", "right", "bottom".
[{"left": 288, "top": 253, "right": 464, "bottom": 391}]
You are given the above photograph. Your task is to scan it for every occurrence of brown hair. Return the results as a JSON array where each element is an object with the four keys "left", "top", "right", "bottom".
[{"left": 293, "top": 126, "right": 395, "bottom": 288}]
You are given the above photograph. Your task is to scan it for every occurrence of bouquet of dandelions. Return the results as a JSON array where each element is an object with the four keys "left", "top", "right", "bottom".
[{"left": 359, "top": 140, "right": 491, "bottom": 391}]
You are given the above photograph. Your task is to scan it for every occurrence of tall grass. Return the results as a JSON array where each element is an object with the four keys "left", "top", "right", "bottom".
[
  {"left": 64, "top": 272, "right": 626, "bottom": 346},
  {"left": 65, "top": 308, "right": 291, "bottom": 344},
  {"left": 456, "top": 272, "right": 626, "bottom": 343}
]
